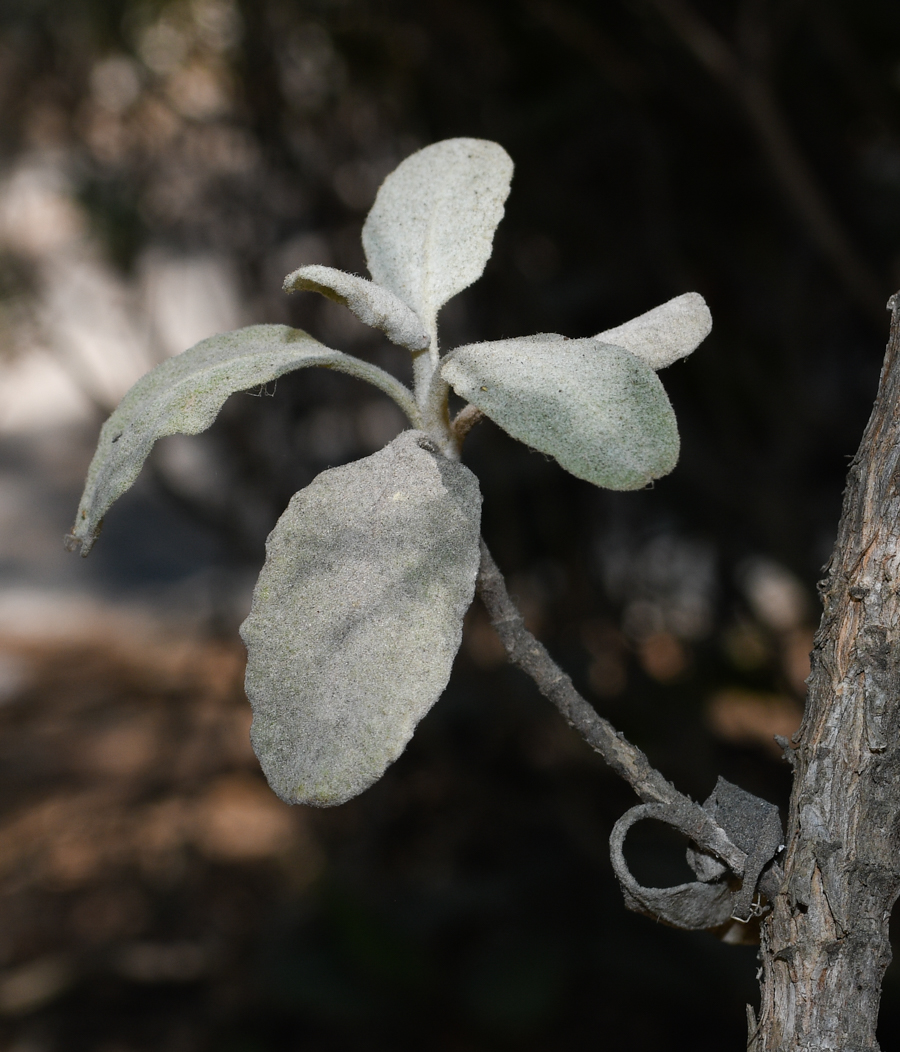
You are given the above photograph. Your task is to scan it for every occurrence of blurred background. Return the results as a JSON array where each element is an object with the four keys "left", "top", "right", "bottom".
[{"left": 0, "top": 0, "right": 897, "bottom": 1049}]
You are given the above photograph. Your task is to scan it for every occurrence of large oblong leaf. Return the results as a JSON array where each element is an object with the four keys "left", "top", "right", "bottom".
[
  {"left": 241, "top": 430, "right": 482, "bottom": 807},
  {"left": 283, "top": 264, "right": 430, "bottom": 351},
  {"left": 595, "top": 292, "right": 712, "bottom": 371},
  {"left": 362, "top": 138, "right": 513, "bottom": 331},
  {"left": 441, "top": 337, "right": 679, "bottom": 490},
  {"left": 69, "top": 324, "right": 417, "bottom": 555}
]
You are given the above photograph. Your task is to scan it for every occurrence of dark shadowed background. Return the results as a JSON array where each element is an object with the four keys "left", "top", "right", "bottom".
[{"left": 0, "top": 1, "right": 897, "bottom": 1049}]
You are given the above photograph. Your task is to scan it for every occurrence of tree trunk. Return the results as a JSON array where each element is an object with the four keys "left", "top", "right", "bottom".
[{"left": 754, "top": 295, "right": 900, "bottom": 1051}]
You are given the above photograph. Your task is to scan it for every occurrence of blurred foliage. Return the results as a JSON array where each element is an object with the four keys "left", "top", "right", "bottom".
[{"left": 1, "top": 0, "right": 900, "bottom": 1048}]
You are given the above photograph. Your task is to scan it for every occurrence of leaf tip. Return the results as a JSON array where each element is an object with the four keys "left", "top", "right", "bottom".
[
  {"left": 65, "top": 519, "right": 100, "bottom": 557},
  {"left": 282, "top": 264, "right": 322, "bottom": 295},
  {"left": 282, "top": 264, "right": 430, "bottom": 352},
  {"left": 595, "top": 291, "right": 713, "bottom": 371}
]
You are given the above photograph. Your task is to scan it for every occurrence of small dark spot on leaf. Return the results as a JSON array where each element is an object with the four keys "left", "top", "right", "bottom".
[{"left": 111, "top": 432, "right": 123, "bottom": 443}]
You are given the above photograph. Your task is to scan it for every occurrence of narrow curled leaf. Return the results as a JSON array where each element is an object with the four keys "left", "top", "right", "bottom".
[
  {"left": 283, "top": 264, "right": 430, "bottom": 351},
  {"left": 594, "top": 292, "right": 712, "bottom": 371},
  {"left": 241, "top": 430, "right": 482, "bottom": 807},
  {"left": 69, "top": 324, "right": 417, "bottom": 555},
  {"left": 441, "top": 337, "right": 679, "bottom": 490},
  {"left": 362, "top": 138, "right": 513, "bottom": 331}
]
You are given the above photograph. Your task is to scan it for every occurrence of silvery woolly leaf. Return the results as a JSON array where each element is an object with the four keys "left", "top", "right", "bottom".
[
  {"left": 283, "top": 264, "right": 430, "bottom": 351},
  {"left": 362, "top": 138, "right": 513, "bottom": 332},
  {"left": 441, "top": 337, "right": 679, "bottom": 490},
  {"left": 595, "top": 292, "right": 712, "bottom": 371},
  {"left": 241, "top": 430, "right": 482, "bottom": 807},
  {"left": 69, "top": 324, "right": 416, "bottom": 556}
]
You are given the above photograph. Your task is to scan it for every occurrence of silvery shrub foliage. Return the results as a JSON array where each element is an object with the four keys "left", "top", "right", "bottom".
[{"left": 68, "top": 139, "right": 712, "bottom": 807}]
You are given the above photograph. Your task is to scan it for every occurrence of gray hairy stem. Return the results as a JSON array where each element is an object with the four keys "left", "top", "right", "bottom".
[
  {"left": 421, "top": 368, "right": 455, "bottom": 459},
  {"left": 476, "top": 539, "right": 747, "bottom": 876},
  {"left": 647, "top": 0, "right": 885, "bottom": 325},
  {"left": 752, "top": 297, "right": 900, "bottom": 1052},
  {"left": 415, "top": 344, "right": 457, "bottom": 459}
]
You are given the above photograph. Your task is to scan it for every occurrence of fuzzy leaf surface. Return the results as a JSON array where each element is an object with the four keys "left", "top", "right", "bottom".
[
  {"left": 595, "top": 292, "right": 712, "bottom": 370},
  {"left": 69, "top": 325, "right": 415, "bottom": 555},
  {"left": 241, "top": 430, "right": 482, "bottom": 807},
  {"left": 362, "top": 138, "right": 513, "bottom": 331},
  {"left": 441, "top": 337, "right": 679, "bottom": 490},
  {"left": 283, "top": 264, "right": 430, "bottom": 351}
]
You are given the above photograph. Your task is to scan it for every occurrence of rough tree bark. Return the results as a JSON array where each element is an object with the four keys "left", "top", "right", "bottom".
[{"left": 753, "top": 295, "right": 900, "bottom": 1052}]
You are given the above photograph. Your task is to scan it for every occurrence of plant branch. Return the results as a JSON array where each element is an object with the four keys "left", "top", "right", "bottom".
[
  {"left": 647, "top": 0, "right": 885, "bottom": 323},
  {"left": 476, "top": 538, "right": 747, "bottom": 875},
  {"left": 451, "top": 404, "right": 484, "bottom": 446},
  {"left": 752, "top": 298, "right": 900, "bottom": 1050},
  {"left": 420, "top": 369, "right": 456, "bottom": 458}
]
